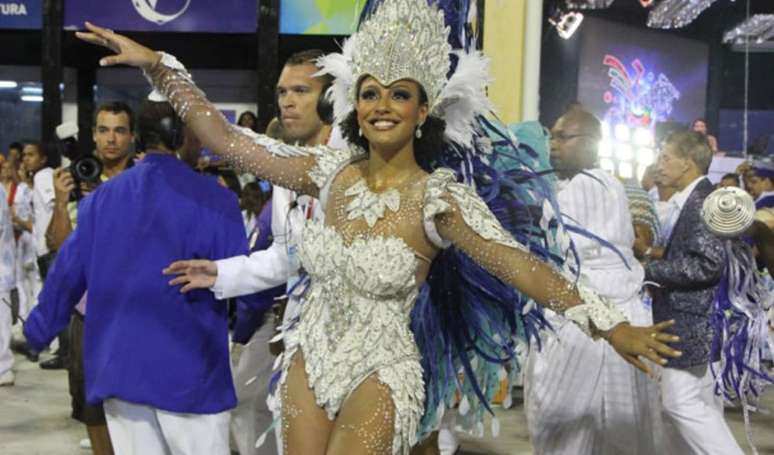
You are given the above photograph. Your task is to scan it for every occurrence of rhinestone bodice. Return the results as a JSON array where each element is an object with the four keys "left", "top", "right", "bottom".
[
  {"left": 289, "top": 220, "right": 425, "bottom": 445},
  {"left": 299, "top": 220, "right": 419, "bottom": 300}
]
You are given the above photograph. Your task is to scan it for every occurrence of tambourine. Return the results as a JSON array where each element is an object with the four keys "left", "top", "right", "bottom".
[{"left": 701, "top": 187, "right": 756, "bottom": 238}]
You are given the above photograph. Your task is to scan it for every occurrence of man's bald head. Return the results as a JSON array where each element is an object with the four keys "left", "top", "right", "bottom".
[
  {"left": 561, "top": 109, "right": 602, "bottom": 139},
  {"left": 550, "top": 109, "right": 602, "bottom": 179}
]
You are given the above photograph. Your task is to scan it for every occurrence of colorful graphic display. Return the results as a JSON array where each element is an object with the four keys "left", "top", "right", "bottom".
[
  {"left": 280, "top": 0, "right": 363, "bottom": 35},
  {"left": 578, "top": 17, "right": 709, "bottom": 179}
]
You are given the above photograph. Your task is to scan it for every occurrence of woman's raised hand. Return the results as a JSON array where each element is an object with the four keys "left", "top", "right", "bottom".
[{"left": 75, "top": 22, "right": 160, "bottom": 70}]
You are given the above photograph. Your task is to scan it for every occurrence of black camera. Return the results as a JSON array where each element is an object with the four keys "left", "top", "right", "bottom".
[{"left": 55, "top": 122, "right": 103, "bottom": 201}]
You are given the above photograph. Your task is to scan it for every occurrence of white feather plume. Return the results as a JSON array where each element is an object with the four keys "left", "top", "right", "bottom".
[
  {"left": 315, "top": 37, "right": 358, "bottom": 127},
  {"left": 434, "top": 50, "right": 493, "bottom": 148}
]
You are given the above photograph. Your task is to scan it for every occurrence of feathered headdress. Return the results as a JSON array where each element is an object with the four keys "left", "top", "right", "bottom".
[{"left": 317, "top": 0, "right": 491, "bottom": 148}]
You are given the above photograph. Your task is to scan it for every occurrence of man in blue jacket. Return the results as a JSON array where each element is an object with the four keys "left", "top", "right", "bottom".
[
  {"left": 644, "top": 130, "right": 743, "bottom": 454},
  {"left": 24, "top": 101, "right": 246, "bottom": 454}
]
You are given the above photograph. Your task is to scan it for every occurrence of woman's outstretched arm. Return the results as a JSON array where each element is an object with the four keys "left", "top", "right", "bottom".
[
  {"left": 77, "top": 22, "right": 324, "bottom": 196},
  {"left": 427, "top": 174, "right": 681, "bottom": 374}
]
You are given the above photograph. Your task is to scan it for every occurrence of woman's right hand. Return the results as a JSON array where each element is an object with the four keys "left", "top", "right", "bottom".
[{"left": 75, "top": 22, "right": 161, "bottom": 70}]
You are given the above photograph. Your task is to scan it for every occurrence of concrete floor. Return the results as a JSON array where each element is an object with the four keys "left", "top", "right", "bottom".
[{"left": 2, "top": 352, "right": 773, "bottom": 455}]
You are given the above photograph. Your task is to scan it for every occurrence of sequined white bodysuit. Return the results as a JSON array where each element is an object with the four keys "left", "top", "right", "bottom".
[
  {"left": 289, "top": 219, "right": 425, "bottom": 452},
  {"left": 144, "top": 54, "right": 628, "bottom": 455}
]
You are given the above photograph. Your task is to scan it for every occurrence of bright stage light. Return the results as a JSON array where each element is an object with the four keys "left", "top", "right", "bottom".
[
  {"left": 614, "top": 124, "right": 631, "bottom": 142},
  {"left": 550, "top": 11, "right": 584, "bottom": 40},
  {"left": 601, "top": 120, "right": 611, "bottom": 138},
  {"left": 723, "top": 15, "right": 774, "bottom": 45},
  {"left": 0, "top": 81, "right": 18, "bottom": 89},
  {"left": 598, "top": 139, "right": 612, "bottom": 158},
  {"left": 637, "top": 147, "right": 655, "bottom": 166},
  {"left": 615, "top": 144, "right": 633, "bottom": 161},
  {"left": 600, "top": 158, "right": 615, "bottom": 173},
  {"left": 633, "top": 128, "right": 653, "bottom": 146},
  {"left": 637, "top": 165, "right": 648, "bottom": 182},
  {"left": 565, "top": 0, "right": 615, "bottom": 9},
  {"left": 21, "top": 95, "right": 43, "bottom": 103},
  {"left": 648, "top": 0, "right": 718, "bottom": 29},
  {"left": 619, "top": 161, "right": 634, "bottom": 179},
  {"left": 21, "top": 86, "right": 43, "bottom": 95}
]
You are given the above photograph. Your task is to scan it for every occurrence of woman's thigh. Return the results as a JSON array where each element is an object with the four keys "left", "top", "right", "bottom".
[
  {"left": 282, "top": 351, "right": 334, "bottom": 455},
  {"left": 326, "top": 375, "right": 396, "bottom": 455}
]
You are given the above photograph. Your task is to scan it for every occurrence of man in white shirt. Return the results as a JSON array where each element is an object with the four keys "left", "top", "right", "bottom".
[
  {"left": 22, "top": 142, "right": 56, "bottom": 271},
  {"left": 164, "top": 49, "right": 334, "bottom": 455},
  {"left": 0, "top": 186, "right": 17, "bottom": 386},
  {"left": 21, "top": 141, "right": 64, "bottom": 369},
  {"left": 525, "top": 109, "right": 663, "bottom": 454}
]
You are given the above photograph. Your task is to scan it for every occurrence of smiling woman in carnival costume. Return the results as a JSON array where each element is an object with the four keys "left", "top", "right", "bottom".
[{"left": 76, "top": 0, "right": 681, "bottom": 453}]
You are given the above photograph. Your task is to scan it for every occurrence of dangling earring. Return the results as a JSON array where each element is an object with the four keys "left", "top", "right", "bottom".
[
  {"left": 415, "top": 125, "right": 423, "bottom": 139},
  {"left": 358, "top": 127, "right": 363, "bottom": 137}
]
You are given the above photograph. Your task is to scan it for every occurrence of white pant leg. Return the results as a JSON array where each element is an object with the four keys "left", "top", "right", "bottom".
[
  {"left": 156, "top": 407, "right": 230, "bottom": 455},
  {"left": 660, "top": 364, "right": 743, "bottom": 455},
  {"left": 438, "top": 411, "right": 459, "bottom": 455},
  {"left": 597, "top": 300, "right": 664, "bottom": 455},
  {"left": 17, "top": 262, "right": 41, "bottom": 319},
  {"left": 231, "top": 320, "right": 279, "bottom": 455},
  {"left": 525, "top": 321, "right": 605, "bottom": 455},
  {"left": 0, "top": 291, "right": 13, "bottom": 377},
  {"left": 104, "top": 399, "right": 171, "bottom": 455}
]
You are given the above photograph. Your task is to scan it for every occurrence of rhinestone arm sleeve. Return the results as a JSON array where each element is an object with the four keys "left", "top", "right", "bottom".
[
  {"left": 144, "top": 53, "right": 323, "bottom": 196},
  {"left": 425, "top": 169, "right": 627, "bottom": 337}
]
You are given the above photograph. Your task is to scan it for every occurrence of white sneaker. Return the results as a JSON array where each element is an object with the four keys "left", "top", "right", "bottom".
[
  {"left": 79, "top": 438, "right": 92, "bottom": 450},
  {"left": 0, "top": 370, "right": 15, "bottom": 386}
]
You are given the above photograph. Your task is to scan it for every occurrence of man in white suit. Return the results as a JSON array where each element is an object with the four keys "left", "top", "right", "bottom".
[{"left": 525, "top": 109, "right": 663, "bottom": 454}]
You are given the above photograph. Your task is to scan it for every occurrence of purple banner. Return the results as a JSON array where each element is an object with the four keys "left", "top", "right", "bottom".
[
  {"left": 64, "top": 0, "right": 256, "bottom": 33},
  {"left": 0, "top": 1, "right": 42, "bottom": 29}
]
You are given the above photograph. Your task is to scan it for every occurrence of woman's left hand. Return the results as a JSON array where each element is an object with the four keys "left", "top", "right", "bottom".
[
  {"left": 603, "top": 320, "right": 681, "bottom": 375},
  {"left": 75, "top": 22, "right": 161, "bottom": 70}
]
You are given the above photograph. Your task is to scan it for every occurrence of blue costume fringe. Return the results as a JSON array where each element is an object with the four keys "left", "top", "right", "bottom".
[
  {"left": 409, "top": 117, "right": 571, "bottom": 438},
  {"left": 711, "top": 240, "right": 773, "bottom": 453}
]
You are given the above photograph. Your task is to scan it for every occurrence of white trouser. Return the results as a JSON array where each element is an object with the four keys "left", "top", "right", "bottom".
[
  {"left": 16, "top": 258, "right": 41, "bottom": 320},
  {"left": 438, "top": 411, "right": 459, "bottom": 455},
  {"left": 525, "top": 298, "right": 663, "bottom": 455},
  {"left": 660, "top": 364, "right": 744, "bottom": 455},
  {"left": 104, "top": 399, "right": 230, "bottom": 455},
  {"left": 0, "top": 291, "right": 13, "bottom": 376},
  {"left": 231, "top": 319, "right": 280, "bottom": 455}
]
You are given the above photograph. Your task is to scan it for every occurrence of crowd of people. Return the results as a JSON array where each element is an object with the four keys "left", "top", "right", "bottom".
[{"left": 1, "top": 1, "right": 773, "bottom": 455}]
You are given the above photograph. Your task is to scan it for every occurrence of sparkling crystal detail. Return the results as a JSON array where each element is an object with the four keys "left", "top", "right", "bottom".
[
  {"left": 344, "top": 179, "right": 401, "bottom": 228},
  {"left": 565, "top": 0, "right": 615, "bottom": 9},
  {"left": 723, "top": 14, "right": 774, "bottom": 44},
  {"left": 647, "top": 0, "right": 718, "bottom": 29},
  {"left": 350, "top": 0, "right": 452, "bottom": 111}
]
